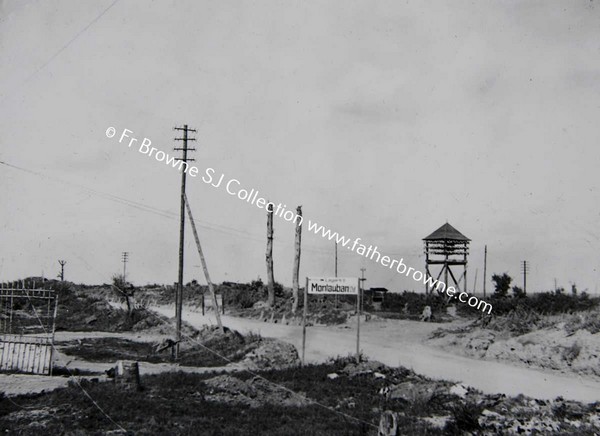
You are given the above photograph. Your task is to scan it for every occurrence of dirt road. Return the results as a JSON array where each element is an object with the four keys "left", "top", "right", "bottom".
[{"left": 153, "top": 305, "right": 600, "bottom": 403}]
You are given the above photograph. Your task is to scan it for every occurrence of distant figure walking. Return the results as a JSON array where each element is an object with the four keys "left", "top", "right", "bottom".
[{"left": 420, "top": 305, "right": 432, "bottom": 322}]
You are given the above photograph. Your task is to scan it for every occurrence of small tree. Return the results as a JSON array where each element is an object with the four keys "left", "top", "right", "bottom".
[
  {"left": 512, "top": 286, "right": 526, "bottom": 299},
  {"left": 491, "top": 273, "right": 512, "bottom": 298},
  {"left": 112, "top": 274, "right": 135, "bottom": 316}
]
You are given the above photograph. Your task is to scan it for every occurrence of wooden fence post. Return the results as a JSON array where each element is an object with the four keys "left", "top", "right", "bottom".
[
  {"left": 378, "top": 411, "right": 398, "bottom": 436},
  {"left": 114, "top": 360, "right": 141, "bottom": 391}
]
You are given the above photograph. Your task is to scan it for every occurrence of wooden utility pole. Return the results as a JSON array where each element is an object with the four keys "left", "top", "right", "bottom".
[
  {"left": 184, "top": 193, "right": 224, "bottom": 334},
  {"left": 359, "top": 267, "right": 366, "bottom": 313},
  {"left": 121, "top": 252, "right": 129, "bottom": 281},
  {"left": 292, "top": 206, "right": 302, "bottom": 314},
  {"left": 335, "top": 242, "right": 338, "bottom": 277},
  {"left": 174, "top": 124, "right": 196, "bottom": 354},
  {"left": 57, "top": 260, "right": 66, "bottom": 281},
  {"left": 266, "top": 202, "right": 275, "bottom": 307},
  {"left": 522, "top": 260, "right": 529, "bottom": 294},
  {"left": 334, "top": 242, "right": 338, "bottom": 308},
  {"left": 357, "top": 269, "right": 365, "bottom": 362},
  {"left": 483, "top": 245, "right": 487, "bottom": 298}
]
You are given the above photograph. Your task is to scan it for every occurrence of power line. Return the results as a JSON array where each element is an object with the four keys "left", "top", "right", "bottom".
[
  {"left": 0, "top": 159, "right": 335, "bottom": 254},
  {"left": 2, "top": 0, "right": 120, "bottom": 100}
]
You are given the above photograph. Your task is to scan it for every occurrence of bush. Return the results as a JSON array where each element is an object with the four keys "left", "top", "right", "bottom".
[
  {"left": 220, "top": 280, "right": 286, "bottom": 309},
  {"left": 453, "top": 286, "right": 598, "bottom": 319},
  {"left": 565, "top": 311, "right": 600, "bottom": 335},
  {"left": 445, "top": 402, "right": 483, "bottom": 434},
  {"left": 562, "top": 342, "right": 581, "bottom": 364},
  {"left": 221, "top": 281, "right": 267, "bottom": 309}
]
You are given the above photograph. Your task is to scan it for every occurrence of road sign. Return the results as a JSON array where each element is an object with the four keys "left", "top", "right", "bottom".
[{"left": 307, "top": 277, "right": 359, "bottom": 295}]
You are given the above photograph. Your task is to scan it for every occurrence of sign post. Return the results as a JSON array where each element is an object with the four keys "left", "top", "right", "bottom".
[
  {"left": 303, "top": 277, "right": 359, "bottom": 365},
  {"left": 302, "top": 277, "right": 308, "bottom": 365}
]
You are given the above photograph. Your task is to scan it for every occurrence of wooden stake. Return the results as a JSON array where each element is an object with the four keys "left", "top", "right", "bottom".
[
  {"left": 183, "top": 193, "right": 224, "bottom": 334},
  {"left": 292, "top": 206, "right": 302, "bottom": 314},
  {"left": 266, "top": 203, "right": 275, "bottom": 307},
  {"left": 483, "top": 245, "right": 487, "bottom": 298}
]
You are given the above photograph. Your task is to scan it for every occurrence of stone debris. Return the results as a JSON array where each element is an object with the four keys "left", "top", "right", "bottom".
[
  {"left": 386, "top": 381, "right": 442, "bottom": 403},
  {"left": 341, "top": 360, "right": 386, "bottom": 378},
  {"left": 449, "top": 383, "right": 468, "bottom": 398},
  {"left": 229, "top": 339, "right": 300, "bottom": 371},
  {"left": 421, "top": 415, "right": 450, "bottom": 429},
  {"left": 204, "top": 374, "right": 310, "bottom": 408}
]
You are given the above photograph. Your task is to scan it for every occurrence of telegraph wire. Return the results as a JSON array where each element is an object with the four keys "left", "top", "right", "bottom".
[
  {"left": 0, "top": 159, "right": 337, "bottom": 255},
  {"left": 3, "top": 0, "right": 120, "bottom": 100}
]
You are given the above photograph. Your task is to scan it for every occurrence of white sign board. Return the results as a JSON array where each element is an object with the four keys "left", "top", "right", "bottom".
[
  {"left": 204, "top": 294, "right": 223, "bottom": 308},
  {"left": 307, "top": 277, "right": 359, "bottom": 295}
]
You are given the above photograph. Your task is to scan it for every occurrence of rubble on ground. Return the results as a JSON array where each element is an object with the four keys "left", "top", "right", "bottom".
[
  {"left": 341, "top": 359, "right": 386, "bottom": 377},
  {"left": 228, "top": 338, "right": 300, "bottom": 371},
  {"left": 203, "top": 374, "right": 310, "bottom": 408}
]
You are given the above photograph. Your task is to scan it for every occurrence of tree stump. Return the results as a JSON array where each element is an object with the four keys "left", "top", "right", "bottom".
[
  {"left": 114, "top": 360, "right": 141, "bottom": 391},
  {"left": 378, "top": 410, "right": 398, "bottom": 436}
]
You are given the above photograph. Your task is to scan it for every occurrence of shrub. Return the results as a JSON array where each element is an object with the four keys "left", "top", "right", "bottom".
[
  {"left": 444, "top": 402, "right": 483, "bottom": 434},
  {"left": 562, "top": 342, "right": 581, "bottom": 364},
  {"left": 565, "top": 312, "right": 600, "bottom": 335},
  {"left": 491, "top": 273, "right": 512, "bottom": 298}
]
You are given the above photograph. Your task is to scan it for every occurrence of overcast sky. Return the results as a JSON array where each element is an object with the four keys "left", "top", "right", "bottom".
[{"left": 1, "top": 0, "right": 599, "bottom": 294}]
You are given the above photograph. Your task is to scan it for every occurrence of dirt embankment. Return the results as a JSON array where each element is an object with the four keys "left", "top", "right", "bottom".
[{"left": 428, "top": 310, "right": 600, "bottom": 379}]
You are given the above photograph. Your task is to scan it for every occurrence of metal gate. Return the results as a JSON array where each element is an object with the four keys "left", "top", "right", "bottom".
[{"left": 0, "top": 287, "right": 58, "bottom": 375}]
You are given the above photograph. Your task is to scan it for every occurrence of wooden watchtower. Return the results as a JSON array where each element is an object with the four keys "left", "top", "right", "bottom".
[{"left": 423, "top": 223, "right": 470, "bottom": 294}]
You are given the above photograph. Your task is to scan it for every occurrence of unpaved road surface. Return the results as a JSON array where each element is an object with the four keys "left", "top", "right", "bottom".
[{"left": 153, "top": 305, "right": 600, "bottom": 403}]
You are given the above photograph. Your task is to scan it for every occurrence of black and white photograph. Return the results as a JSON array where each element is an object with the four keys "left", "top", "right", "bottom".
[{"left": 1, "top": 1, "right": 600, "bottom": 434}]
